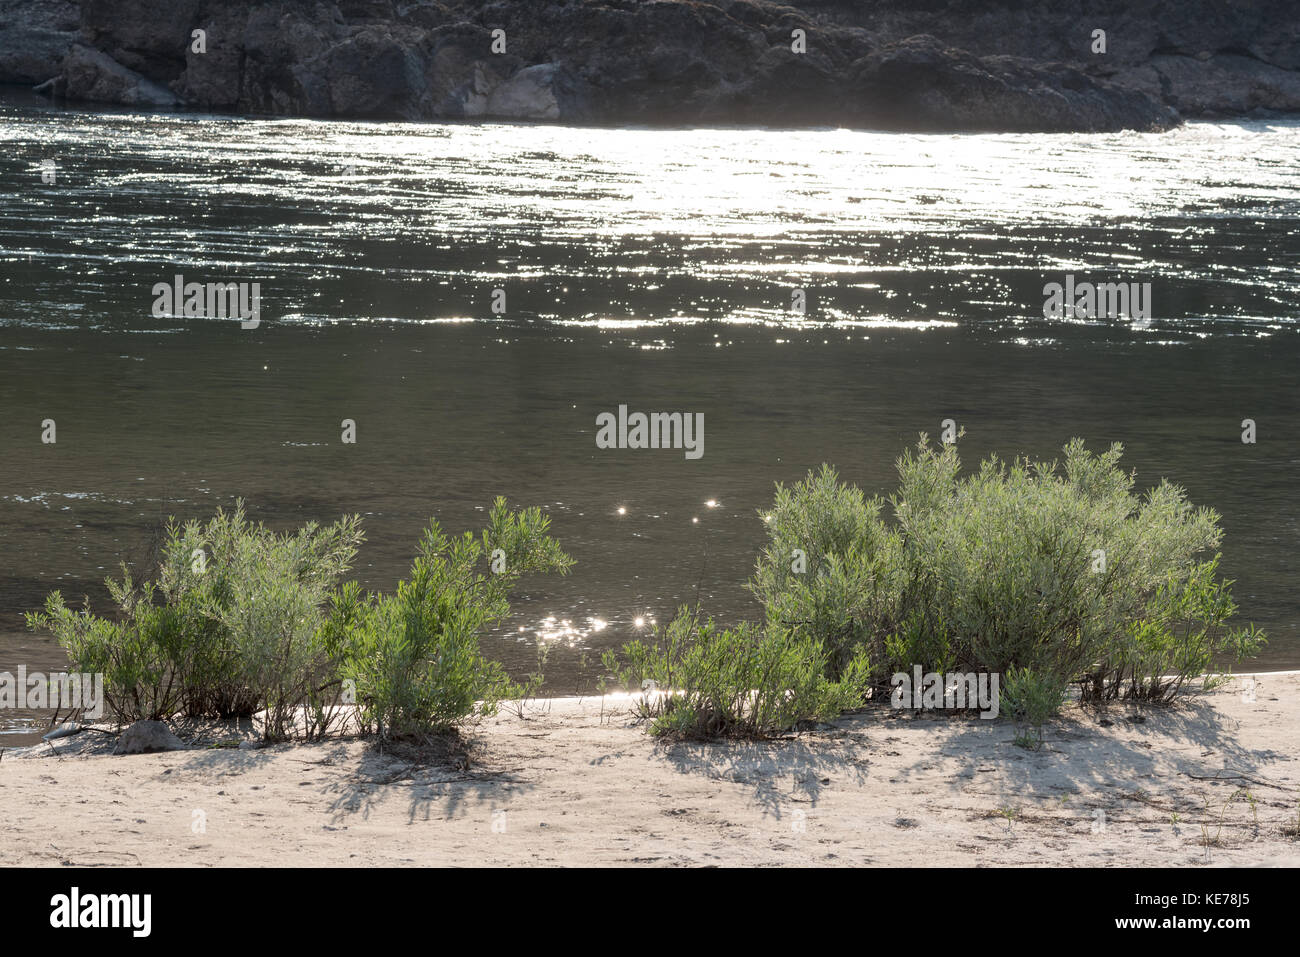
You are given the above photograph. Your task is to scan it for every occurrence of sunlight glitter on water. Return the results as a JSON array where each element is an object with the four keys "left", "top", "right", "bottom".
[{"left": 2, "top": 96, "right": 1299, "bottom": 721}]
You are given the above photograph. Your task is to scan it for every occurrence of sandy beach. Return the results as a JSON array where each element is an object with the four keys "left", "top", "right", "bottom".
[{"left": 3, "top": 673, "right": 1298, "bottom": 867}]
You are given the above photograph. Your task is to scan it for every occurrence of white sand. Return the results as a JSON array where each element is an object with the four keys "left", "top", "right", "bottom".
[{"left": 2, "top": 673, "right": 1298, "bottom": 866}]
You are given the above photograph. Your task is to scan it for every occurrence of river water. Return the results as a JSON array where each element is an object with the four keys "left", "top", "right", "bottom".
[{"left": 2, "top": 92, "right": 1297, "bottom": 741}]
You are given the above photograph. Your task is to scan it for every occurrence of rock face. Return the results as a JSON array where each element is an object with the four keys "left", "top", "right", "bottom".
[
  {"left": 62, "top": 44, "right": 180, "bottom": 106},
  {"left": 113, "top": 720, "right": 187, "bottom": 755},
  {"left": 0, "top": 0, "right": 80, "bottom": 85},
  {"left": 799, "top": 0, "right": 1300, "bottom": 120},
  {"left": 848, "top": 36, "right": 1180, "bottom": 132},
  {"left": 3, "top": 0, "right": 1298, "bottom": 131}
]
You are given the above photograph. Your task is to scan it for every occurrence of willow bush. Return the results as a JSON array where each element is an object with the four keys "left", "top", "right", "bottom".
[
  {"left": 29, "top": 498, "right": 573, "bottom": 742},
  {"left": 28, "top": 502, "right": 364, "bottom": 738},
  {"left": 602, "top": 608, "right": 870, "bottom": 738},
  {"left": 608, "top": 437, "right": 1263, "bottom": 739},
  {"left": 321, "top": 498, "right": 573, "bottom": 739},
  {"left": 751, "top": 437, "right": 1264, "bottom": 716},
  {"left": 27, "top": 572, "right": 184, "bottom": 723}
]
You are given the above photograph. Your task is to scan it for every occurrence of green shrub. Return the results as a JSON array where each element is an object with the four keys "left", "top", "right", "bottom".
[
  {"left": 749, "top": 464, "right": 904, "bottom": 680},
  {"left": 1105, "top": 558, "right": 1265, "bottom": 703},
  {"left": 894, "top": 438, "right": 1231, "bottom": 698},
  {"left": 158, "top": 503, "right": 364, "bottom": 736},
  {"left": 29, "top": 499, "right": 569, "bottom": 742},
  {"left": 601, "top": 607, "right": 870, "bottom": 738},
  {"left": 883, "top": 610, "right": 957, "bottom": 682},
  {"left": 322, "top": 497, "right": 573, "bottom": 739},
  {"left": 28, "top": 502, "right": 364, "bottom": 740},
  {"left": 27, "top": 571, "right": 183, "bottom": 723},
  {"left": 752, "top": 437, "right": 1264, "bottom": 706},
  {"left": 1002, "top": 666, "right": 1068, "bottom": 749}
]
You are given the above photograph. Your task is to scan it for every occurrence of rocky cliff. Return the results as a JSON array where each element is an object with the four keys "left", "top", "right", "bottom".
[{"left": 3, "top": 0, "right": 1299, "bottom": 132}]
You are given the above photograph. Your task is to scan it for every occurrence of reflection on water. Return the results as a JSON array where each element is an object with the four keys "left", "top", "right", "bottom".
[
  {"left": 520, "top": 615, "right": 610, "bottom": 649},
  {"left": 1, "top": 95, "right": 1298, "bottom": 739}
]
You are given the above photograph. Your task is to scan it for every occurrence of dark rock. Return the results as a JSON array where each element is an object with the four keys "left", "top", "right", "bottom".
[
  {"left": 33, "top": 75, "right": 68, "bottom": 97},
  {"left": 849, "top": 35, "right": 1179, "bottom": 132},
  {"left": 62, "top": 44, "right": 180, "bottom": 106},
  {"left": 320, "top": 23, "right": 432, "bottom": 118},
  {"left": 174, "top": 6, "right": 249, "bottom": 110},
  {"left": 773, "top": 0, "right": 1300, "bottom": 120},
  {"left": 6, "top": 0, "right": 1298, "bottom": 130},
  {"left": 0, "top": 0, "right": 79, "bottom": 85},
  {"left": 113, "top": 720, "right": 187, "bottom": 755},
  {"left": 1139, "top": 53, "right": 1300, "bottom": 115},
  {"left": 79, "top": 0, "right": 201, "bottom": 84},
  {"left": 235, "top": 5, "right": 341, "bottom": 116},
  {"left": 427, "top": 41, "right": 507, "bottom": 118},
  {"left": 487, "top": 63, "right": 565, "bottom": 120}
]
